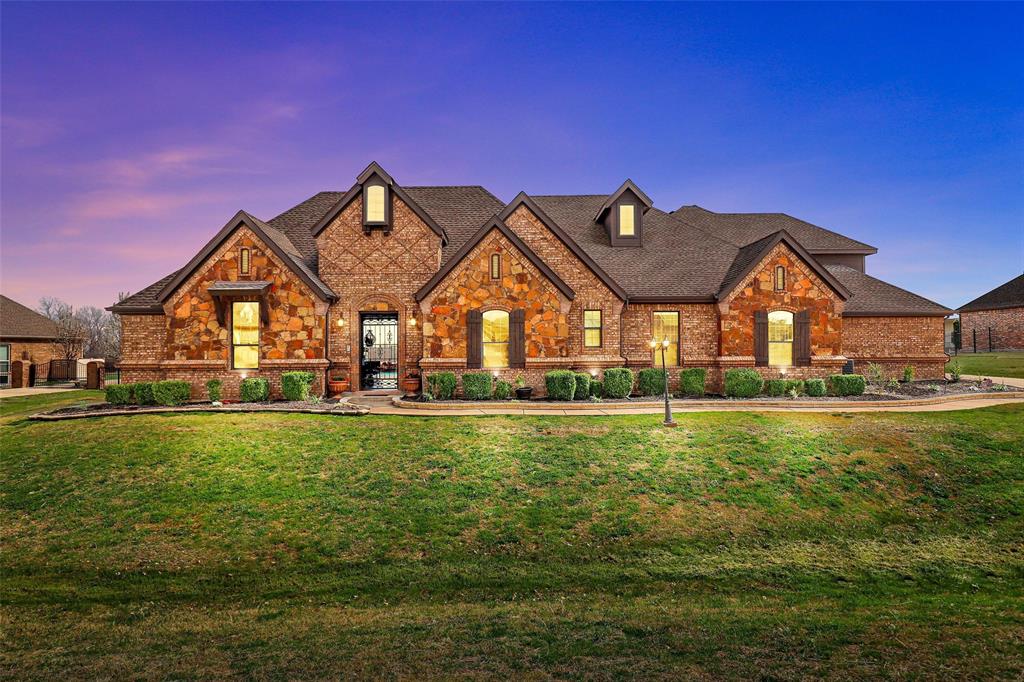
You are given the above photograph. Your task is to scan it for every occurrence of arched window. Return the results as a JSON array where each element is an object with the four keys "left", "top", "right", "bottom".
[
  {"left": 365, "top": 184, "right": 386, "bottom": 223},
  {"left": 767, "top": 310, "right": 793, "bottom": 367},
  {"left": 482, "top": 309, "right": 509, "bottom": 368}
]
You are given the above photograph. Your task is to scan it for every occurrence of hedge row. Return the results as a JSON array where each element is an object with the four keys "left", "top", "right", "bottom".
[
  {"left": 722, "top": 369, "right": 865, "bottom": 398},
  {"left": 105, "top": 380, "right": 192, "bottom": 407}
]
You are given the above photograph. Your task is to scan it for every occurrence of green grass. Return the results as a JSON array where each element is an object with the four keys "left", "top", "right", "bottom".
[
  {"left": 1, "top": 393, "right": 1022, "bottom": 679},
  {"left": 947, "top": 350, "right": 1024, "bottom": 379}
]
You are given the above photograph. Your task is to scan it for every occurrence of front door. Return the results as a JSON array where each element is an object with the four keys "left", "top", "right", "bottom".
[{"left": 359, "top": 312, "right": 399, "bottom": 390}]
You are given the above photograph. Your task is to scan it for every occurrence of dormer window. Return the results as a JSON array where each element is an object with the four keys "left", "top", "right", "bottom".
[
  {"left": 365, "top": 184, "right": 387, "bottom": 225},
  {"left": 618, "top": 204, "right": 636, "bottom": 237}
]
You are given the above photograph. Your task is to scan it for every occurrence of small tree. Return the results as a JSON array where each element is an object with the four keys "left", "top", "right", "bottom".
[{"left": 38, "top": 297, "right": 84, "bottom": 362}]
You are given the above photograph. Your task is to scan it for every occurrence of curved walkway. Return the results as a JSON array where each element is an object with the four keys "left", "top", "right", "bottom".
[{"left": 358, "top": 391, "right": 1024, "bottom": 417}]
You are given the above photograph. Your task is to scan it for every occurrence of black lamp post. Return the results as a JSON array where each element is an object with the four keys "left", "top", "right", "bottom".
[{"left": 650, "top": 337, "right": 676, "bottom": 427}]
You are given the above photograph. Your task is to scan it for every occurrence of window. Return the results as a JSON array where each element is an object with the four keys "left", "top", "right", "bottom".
[
  {"left": 618, "top": 204, "right": 636, "bottom": 237},
  {"left": 240, "top": 247, "right": 251, "bottom": 275},
  {"left": 774, "top": 265, "right": 786, "bottom": 291},
  {"left": 365, "top": 184, "right": 386, "bottom": 223},
  {"left": 0, "top": 344, "right": 9, "bottom": 386},
  {"left": 768, "top": 310, "right": 793, "bottom": 367},
  {"left": 490, "top": 253, "right": 501, "bottom": 279},
  {"left": 232, "top": 301, "right": 260, "bottom": 369},
  {"left": 583, "top": 310, "right": 602, "bottom": 347},
  {"left": 482, "top": 309, "right": 509, "bottom": 369},
  {"left": 652, "top": 311, "right": 679, "bottom": 366}
]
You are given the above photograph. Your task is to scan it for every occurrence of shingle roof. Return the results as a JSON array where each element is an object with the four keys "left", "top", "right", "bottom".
[
  {"left": 108, "top": 271, "right": 180, "bottom": 311},
  {"left": 958, "top": 273, "right": 1024, "bottom": 313},
  {"left": 673, "top": 205, "right": 876, "bottom": 253},
  {"left": 0, "top": 295, "right": 60, "bottom": 339},
  {"left": 825, "top": 265, "right": 951, "bottom": 316},
  {"left": 531, "top": 195, "right": 738, "bottom": 300},
  {"left": 403, "top": 187, "right": 505, "bottom": 264}
]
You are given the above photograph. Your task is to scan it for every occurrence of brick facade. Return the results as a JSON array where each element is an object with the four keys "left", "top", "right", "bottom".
[
  {"left": 958, "top": 307, "right": 1024, "bottom": 351},
  {"left": 0, "top": 340, "right": 56, "bottom": 382},
  {"left": 843, "top": 316, "right": 947, "bottom": 379}
]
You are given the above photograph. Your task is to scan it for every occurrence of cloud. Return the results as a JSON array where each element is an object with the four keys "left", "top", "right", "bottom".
[
  {"left": 0, "top": 115, "right": 64, "bottom": 148},
  {"left": 73, "top": 188, "right": 226, "bottom": 220}
]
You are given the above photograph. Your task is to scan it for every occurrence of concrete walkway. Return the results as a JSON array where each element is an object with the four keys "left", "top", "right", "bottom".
[
  {"left": 353, "top": 392, "right": 1024, "bottom": 417},
  {"left": 0, "top": 387, "right": 83, "bottom": 399},
  {"left": 960, "top": 374, "right": 1024, "bottom": 388}
]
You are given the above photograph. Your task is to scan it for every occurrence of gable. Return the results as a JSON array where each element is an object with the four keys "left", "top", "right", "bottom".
[
  {"left": 718, "top": 231, "right": 850, "bottom": 302},
  {"left": 720, "top": 240, "right": 846, "bottom": 308}
]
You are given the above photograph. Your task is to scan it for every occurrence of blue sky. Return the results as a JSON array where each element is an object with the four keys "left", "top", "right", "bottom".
[{"left": 1, "top": 1, "right": 1021, "bottom": 309}]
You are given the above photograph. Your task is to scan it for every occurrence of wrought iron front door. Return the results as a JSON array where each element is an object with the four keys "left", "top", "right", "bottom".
[{"left": 359, "top": 313, "right": 399, "bottom": 389}]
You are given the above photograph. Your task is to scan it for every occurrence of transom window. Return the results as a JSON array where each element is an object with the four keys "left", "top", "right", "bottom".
[
  {"left": 583, "top": 310, "right": 602, "bottom": 348},
  {"left": 232, "top": 301, "right": 260, "bottom": 369},
  {"left": 482, "top": 309, "right": 509, "bottom": 369},
  {"left": 490, "top": 253, "right": 501, "bottom": 279},
  {"left": 768, "top": 310, "right": 794, "bottom": 367},
  {"left": 365, "top": 184, "right": 386, "bottom": 223},
  {"left": 652, "top": 311, "right": 679, "bottom": 366},
  {"left": 618, "top": 204, "right": 636, "bottom": 237},
  {"left": 774, "top": 265, "right": 786, "bottom": 291},
  {"left": 240, "top": 247, "right": 251, "bottom": 275}
]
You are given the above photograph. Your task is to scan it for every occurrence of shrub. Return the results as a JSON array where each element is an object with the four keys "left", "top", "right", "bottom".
[
  {"left": 805, "top": 378, "right": 827, "bottom": 397},
  {"left": 589, "top": 380, "right": 604, "bottom": 398},
  {"left": 679, "top": 368, "right": 706, "bottom": 397},
  {"left": 784, "top": 379, "right": 805, "bottom": 396},
  {"left": 462, "top": 372, "right": 493, "bottom": 400},
  {"left": 493, "top": 379, "right": 513, "bottom": 400},
  {"left": 829, "top": 374, "right": 866, "bottom": 397},
  {"left": 603, "top": 368, "right": 634, "bottom": 399},
  {"left": 764, "top": 379, "right": 787, "bottom": 397},
  {"left": 206, "top": 379, "right": 222, "bottom": 402},
  {"left": 133, "top": 381, "right": 156, "bottom": 405},
  {"left": 902, "top": 365, "right": 915, "bottom": 383},
  {"left": 636, "top": 368, "right": 666, "bottom": 396},
  {"left": 573, "top": 373, "right": 591, "bottom": 400},
  {"left": 105, "top": 383, "right": 133, "bottom": 405},
  {"left": 152, "top": 380, "right": 191, "bottom": 406},
  {"left": 724, "top": 369, "right": 763, "bottom": 398},
  {"left": 866, "top": 362, "right": 886, "bottom": 386},
  {"left": 545, "top": 370, "right": 577, "bottom": 401},
  {"left": 948, "top": 360, "right": 962, "bottom": 383},
  {"left": 282, "top": 371, "right": 315, "bottom": 401},
  {"left": 240, "top": 377, "right": 270, "bottom": 402},
  {"left": 886, "top": 378, "right": 900, "bottom": 391},
  {"left": 426, "top": 372, "right": 457, "bottom": 400}
]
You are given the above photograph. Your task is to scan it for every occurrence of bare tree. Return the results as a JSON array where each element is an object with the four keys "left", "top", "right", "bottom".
[
  {"left": 74, "top": 306, "right": 110, "bottom": 358},
  {"left": 37, "top": 297, "right": 84, "bottom": 362}
]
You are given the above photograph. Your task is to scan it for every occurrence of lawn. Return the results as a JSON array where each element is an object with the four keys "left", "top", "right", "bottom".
[
  {"left": 948, "top": 350, "right": 1024, "bottom": 379},
  {"left": 1, "top": 392, "right": 1022, "bottom": 679}
]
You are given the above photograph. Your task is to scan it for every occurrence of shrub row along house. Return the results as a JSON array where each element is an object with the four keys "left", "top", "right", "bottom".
[{"left": 110, "top": 162, "right": 951, "bottom": 398}]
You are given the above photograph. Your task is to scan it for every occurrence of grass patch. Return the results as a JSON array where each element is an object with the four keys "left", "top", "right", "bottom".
[
  {"left": 1, "top": 392, "right": 1022, "bottom": 678},
  {"left": 947, "top": 350, "right": 1024, "bottom": 378}
]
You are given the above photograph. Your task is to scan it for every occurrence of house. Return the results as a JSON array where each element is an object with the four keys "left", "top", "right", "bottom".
[
  {"left": 957, "top": 273, "right": 1024, "bottom": 351},
  {"left": 110, "top": 162, "right": 951, "bottom": 398},
  {"left": 0, "top": 295, "right": 60, "bottom": 387}
]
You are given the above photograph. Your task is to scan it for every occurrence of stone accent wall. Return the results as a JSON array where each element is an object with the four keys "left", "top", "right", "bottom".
[
  {"left": 421, "top": 228, "right": 570, "bottom": 361},
  {"left": 502, "top": 205, "right": 625, "bottom": 361},
  {"left": 720, "top": 244, "right": 844, "bottom": 359},
  {"left": 166, "top": 228, "right": 326, "bottom": 362},
  {"left": 843, "top": 315, "right": 947, "bottom": 379},
  {"left": 959, "top": 307, "right": 1024, "bottom": 351},
  {"left": 0, "top": 339, "right": 56, "bottom": 382},
  {"left": 316, "top": 192, "right": 441, "bottom": 386}
]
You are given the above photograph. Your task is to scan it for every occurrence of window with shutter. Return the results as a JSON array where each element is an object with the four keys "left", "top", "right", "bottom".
[
  {"left": 509, "top": 309, "right": 525, "bottom": 368},
  {"left": 795, "top": 309, "right": 811, "bottom": 366},
  {"left": 482, "top": 310, "right": 509, "bottom": 369}
]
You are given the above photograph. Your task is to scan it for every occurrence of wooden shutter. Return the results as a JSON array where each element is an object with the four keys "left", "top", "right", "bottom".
[
  {"left": 509, "top": 309, "right": 525, "bottom": 368},
  {"left": 795, "top": 309, "right": 811, "bottom": 367},
  {"left": 466, "top": 310, "right": 482, "bottom": 369},
  {"left": 754, "top": 310, "right": 768, "bottom": 367}
]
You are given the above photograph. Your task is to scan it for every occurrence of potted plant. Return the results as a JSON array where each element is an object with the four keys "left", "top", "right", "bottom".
[
  {"left": 401, "top": 370, "right": 421, "bottom": 395},
  {"left": 514, "top": 374, "right": 533, "bottom": 400},
  {"left": 327, "top": 373, "right": 350, "bottom": 396}
]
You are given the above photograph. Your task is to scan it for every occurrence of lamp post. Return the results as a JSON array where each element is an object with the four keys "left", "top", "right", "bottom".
[{"left": 650, "top": 337, "right": 676, "bottom": 427}]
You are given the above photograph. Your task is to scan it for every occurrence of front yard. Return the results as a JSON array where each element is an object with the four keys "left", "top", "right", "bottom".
[
  {"left": 1, "top": 392, "right": 1022, "bottom": 679},
  {"left": 948, "top": 350, "right": 1024, "bottom": 379}
]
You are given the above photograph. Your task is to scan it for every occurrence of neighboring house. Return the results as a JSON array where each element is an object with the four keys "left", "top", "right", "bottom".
[
  {"left": 957, "top": 273, "right": 1024, "bottom": 351},
  {"left": 110, "top": 162, "right": 951, "bottom": 398},
  {"left": 0, "top": 295, "right": 60, "bottom": 386}
]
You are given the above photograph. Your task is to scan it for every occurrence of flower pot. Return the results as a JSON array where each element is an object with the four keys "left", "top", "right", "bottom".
[
  {"left": 401, "top": 376, "right": 421, "bottom": 394},
  {"left": 328, "top": 378, "right": 349, "bottom": 396},
  {"left": 515, "top": 386, "right": 533, "bottom": 400}
]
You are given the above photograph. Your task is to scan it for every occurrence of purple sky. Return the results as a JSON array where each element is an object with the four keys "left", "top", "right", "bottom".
[{"left": 2, "top": 1, "right": 1022, "bottom": 311}]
